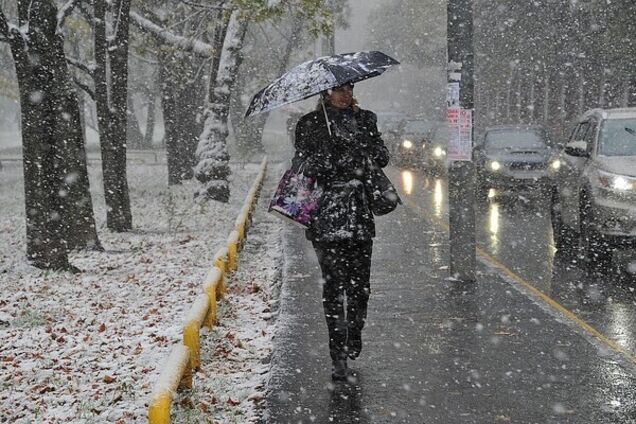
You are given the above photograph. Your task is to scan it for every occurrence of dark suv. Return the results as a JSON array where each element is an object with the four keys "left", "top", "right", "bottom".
[
  {"left": 474, "top": 125, "right": 555, "bottom": 200},
  {"left": 549, "top": 108, "right": 636, "bottom": 270}
]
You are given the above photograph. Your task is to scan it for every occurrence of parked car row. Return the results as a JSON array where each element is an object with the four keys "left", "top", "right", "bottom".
[
  {"left": 473, "top": 107, "right": 636, "bottom": 271},
  {"left": 548, "top": 107, "right": 636, "bottom": 270},
  {"left": 376, "top": 106, "right": 635, "bottom": 272},
  {"left": 379, "top": 116, "right": 448, "bottom": 175},
  {"left": 474, "top": 125, "right": 556, "bottom": 200}
]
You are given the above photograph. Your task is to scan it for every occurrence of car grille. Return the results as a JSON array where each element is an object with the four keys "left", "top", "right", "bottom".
[{"left": 507, "top": 162, "right": 546, "bottom": 171}]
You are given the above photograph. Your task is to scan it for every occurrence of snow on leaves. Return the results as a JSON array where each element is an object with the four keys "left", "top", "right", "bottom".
[{"left": 0, "top": 163, "right": 273, "bottom": 423}]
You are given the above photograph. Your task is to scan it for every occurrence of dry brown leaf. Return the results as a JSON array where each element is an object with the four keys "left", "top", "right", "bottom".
[
  {"left": 226, "top": 397, "right": 240, "bottom": 406},
  {"left": 180, "top": 398, "right": 194, "bottom": 408}
]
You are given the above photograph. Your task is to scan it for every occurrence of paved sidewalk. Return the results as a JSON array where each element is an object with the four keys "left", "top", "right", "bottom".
[{"left": 264, "top": 174, "right": 636, "bottom": 424}]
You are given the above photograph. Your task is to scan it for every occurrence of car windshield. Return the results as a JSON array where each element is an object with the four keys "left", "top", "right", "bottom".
[
  {"left": 484, "top": 129, "right": 547, "bottom": 150},
  {"left": 403, "top": 120, "right": 434, "bottom": 134},
  {"left": 599, "top": 118, "right": 636, "bottom": 156}
]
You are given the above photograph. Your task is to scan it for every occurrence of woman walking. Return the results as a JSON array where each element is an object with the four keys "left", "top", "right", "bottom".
[{"left": 292, "top": 82, "right": 390, "bottom": 381}]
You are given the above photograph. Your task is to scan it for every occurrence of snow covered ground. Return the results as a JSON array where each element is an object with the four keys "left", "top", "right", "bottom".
[{"left": 0, "top": 158, "right": 283, "bottom": 423}]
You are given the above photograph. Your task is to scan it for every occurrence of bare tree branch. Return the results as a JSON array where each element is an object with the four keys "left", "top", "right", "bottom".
[
  {"left": 179, "top": 0, "right": 230, "bottom": 11},
  {"left": 130, "top": 11, "right": 215, "bottom": 57},
  {"left": 130, "top": 51, "right": 158, "bottom": 65},
  {"left": 73, "top": 77, "right": 95, "bottom": 100},
  {"left": 67, "top": 56, "right": 95, "bottom": 77},
  {"left": 0, "top": 8, "right": 11, "bottom": 38},
  {"left": 76, "top": 1, "right": 92, "bottom": 22}
]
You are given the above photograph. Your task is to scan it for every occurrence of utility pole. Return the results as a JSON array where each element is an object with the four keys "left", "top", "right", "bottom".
[{"left": 447, "top": 0, "right": 476, "bottom": 282}]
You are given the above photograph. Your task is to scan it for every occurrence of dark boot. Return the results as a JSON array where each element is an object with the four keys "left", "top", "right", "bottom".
[{"left": 331, "top": 358, "right": 348, "bottom": 381}]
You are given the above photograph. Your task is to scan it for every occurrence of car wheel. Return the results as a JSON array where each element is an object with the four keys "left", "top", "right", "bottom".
[
  {"left": 550, "top": 188, "right": 575, "bottom": 252},
  {"left": 579, "top": 192, "right": 613, "bottom": 271}
]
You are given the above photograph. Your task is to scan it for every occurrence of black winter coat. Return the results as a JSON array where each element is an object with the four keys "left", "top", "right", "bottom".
[{"left": 293, "top": 106, "right": 390, "bottom": 243}]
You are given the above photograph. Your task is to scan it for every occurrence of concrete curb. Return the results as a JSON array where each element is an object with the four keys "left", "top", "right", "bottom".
[{"left": 147, "top": 157, "right": 268, "bottom": 424}]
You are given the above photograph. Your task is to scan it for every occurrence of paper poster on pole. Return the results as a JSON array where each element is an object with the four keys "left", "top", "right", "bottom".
[
  {"left": 447, "top": 108, "right": 473, "bottom": 161},
  {"left": 447, "top": 82, "right": 460, "bottom": 108}
]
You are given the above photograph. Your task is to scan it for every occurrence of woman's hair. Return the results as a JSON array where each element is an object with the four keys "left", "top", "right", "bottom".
[{"left": 316, "top": 92, "right": 360, "bottom": 112}]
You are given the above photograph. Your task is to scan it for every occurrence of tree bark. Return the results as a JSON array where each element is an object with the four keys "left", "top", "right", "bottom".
[
  {"left": 94, "top": 0, "right": 133, "bottom": 231},
  {"left": 127, "top": 93, "right": 145, "bottom": 149},
  {"left": 3, "top": 0, "right": 99, "bottom": 269},
  {"left": 159, "top": 52, "right": 204, "bottom": 185},
  {"left": 143, "top": 77, "right": 157, "bottom": 148},
  {"left": 194, "top": 11, "right": 248, "bottom": 202}
]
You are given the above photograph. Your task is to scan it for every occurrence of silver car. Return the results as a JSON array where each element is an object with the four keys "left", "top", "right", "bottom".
[
  {"left": 549, "top": 107, "right": 636, "bottom": 270},
  {"left": 475, "top": 125, "right": 555, "bottom": 200}
]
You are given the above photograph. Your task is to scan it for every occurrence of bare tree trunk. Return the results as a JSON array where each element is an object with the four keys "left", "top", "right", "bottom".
[
  {"left": 3, "top": 0, "right": 99, "bottom": 270},
  {"left": 127, "top": 94, "right": 145, "bottom": 149},
  {"left": 143, "top": 76, "right": 157, "bottom": 148},
  {"left": 159, "top": 53, "right": 200, "bottom": 184},
  {"left": 94, "top": 0, "right": 133, "bottom": 231}
]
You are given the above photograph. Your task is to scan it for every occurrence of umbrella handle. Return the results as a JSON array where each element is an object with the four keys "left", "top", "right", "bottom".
[{"left": 320, "top": 97, "right": 333, "bottom": 137}]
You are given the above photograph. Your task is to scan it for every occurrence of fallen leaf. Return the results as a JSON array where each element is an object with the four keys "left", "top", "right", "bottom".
[
  {"left": 227, "top": 397, "right": 240, "bottom": 406},
  {"left": 103, "top": 375, "right": 116, "bottom": 384},
  {"left": 180, "top": 398, "right": 194, "bottom": 408}
]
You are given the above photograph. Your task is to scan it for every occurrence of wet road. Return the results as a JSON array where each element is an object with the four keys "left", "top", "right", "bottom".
[
  {"left": 392, "top": 167, "right": 636, "bottom": 361},
  {"left": 265, "top": 166, "right": 636, "bottom": 423}
]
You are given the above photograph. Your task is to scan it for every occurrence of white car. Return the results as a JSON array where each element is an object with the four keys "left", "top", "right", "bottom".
[{"left": 549, "top": 107, "right": 636, "bottom": 270}]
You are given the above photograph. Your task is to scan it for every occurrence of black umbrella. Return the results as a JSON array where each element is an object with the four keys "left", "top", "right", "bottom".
[{"left": 244, "top": 51, "right": 399, "bottom": 118}]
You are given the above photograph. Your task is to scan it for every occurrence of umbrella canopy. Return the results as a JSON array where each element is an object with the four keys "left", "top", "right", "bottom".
[{"left": 244, "top": 51, "right": 399, "bottom": 118}]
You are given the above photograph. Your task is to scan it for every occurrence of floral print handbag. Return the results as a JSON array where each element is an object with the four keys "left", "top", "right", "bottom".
[{"left": 268, "top": 168, "right": 323, "bottom": 229}]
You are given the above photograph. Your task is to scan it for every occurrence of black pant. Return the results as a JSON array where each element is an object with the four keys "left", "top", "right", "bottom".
[{"left": 313, "top": 240, "right": 373, "bottom": 361}]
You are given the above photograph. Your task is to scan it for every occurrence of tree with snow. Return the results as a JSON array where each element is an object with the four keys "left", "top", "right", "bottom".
[
  {"left": 0, "top": 0, "right": 100, "bottom": 270},
  {"left": 194, "top": 9, "right": 248, "bottom": 202}
]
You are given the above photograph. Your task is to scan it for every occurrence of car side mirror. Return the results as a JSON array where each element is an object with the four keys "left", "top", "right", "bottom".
[{"left": 564, "top": 140, "right": 589, "bottom": 158}]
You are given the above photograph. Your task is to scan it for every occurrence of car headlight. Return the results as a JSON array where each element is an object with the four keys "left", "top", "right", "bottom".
[
  {"left": 551, "top": 159, "right": 561, "bottom": 170},
  {"left": 433, "top": 146, "right": 446, "bottom": 157},
  {"left": 490, "top": 161, "right": 501, "bottom": 171},
  {"left": 402, "top": 140, "right": 413, "bottom": 149},
  {"left": 598, "top": 170, "right": 636, "bottom": 191}
]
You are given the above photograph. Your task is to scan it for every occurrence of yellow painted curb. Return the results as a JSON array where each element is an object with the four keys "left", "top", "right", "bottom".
[
  {"left": 182, "top": 294, "right": 209, "bottom": 370},
  {"left": 213, "top": 248, "right": 228, "bottom": 299},
  {"left": 227, "top": 230, "right": 239, "bottom": 271},
  {"left": 202, "top": 267, "right": 223, "bottom": 327},
  {"left": 147, "top": 345, "right": 192, "bottom": 424},
  {"left": 147, "top": 157, "right": 268, "bottom": 424}
]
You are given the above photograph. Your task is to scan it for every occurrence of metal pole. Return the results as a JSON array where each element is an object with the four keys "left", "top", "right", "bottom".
[{"left": 447, "top": 0, "right": 476, "bottom": 282}]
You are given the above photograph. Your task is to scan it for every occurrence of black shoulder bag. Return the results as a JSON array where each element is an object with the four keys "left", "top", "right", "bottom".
[{"left": 365, "top": 161, "right": 402, "bottom": 216}]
